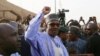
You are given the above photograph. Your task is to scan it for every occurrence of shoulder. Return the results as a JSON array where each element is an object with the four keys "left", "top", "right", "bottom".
[{"left": 88, "top": 33, "right": 100, "bottom": 41}]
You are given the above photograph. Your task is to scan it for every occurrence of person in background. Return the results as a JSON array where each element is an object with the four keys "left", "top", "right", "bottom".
[
  {"left": 0, "top": 23, "right": 20, "bottom": 56},
  {"left": 66, "top": 19, "right": 86, "bottom": 41},
  {"left": 9, "top": 21, "right": 31, "bottom": 56},
  {"left": 84, "top": 23, "right": 98, "bottom": 40},
  {"left": 0, "top": 20, "right": 31, "bottom": 56},
  {"left": 66, "top": 26, "right": 86, "bottom": 54},
  {"left": 86, "top": 22, "right": 100, "bottom": 56},
  {"left": 58, "top": 26, "right": 68, "bottom": 48},
  {"left": 18, "top": 23, "right": 31, "bottom": 56}
]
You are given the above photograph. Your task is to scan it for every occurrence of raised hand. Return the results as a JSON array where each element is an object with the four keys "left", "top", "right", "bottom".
[{"left": 42, "top": 6, "right": 51, "bottom": 15}]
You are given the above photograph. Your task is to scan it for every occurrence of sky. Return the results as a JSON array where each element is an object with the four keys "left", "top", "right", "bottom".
[{"left": 7, "top": 0, "right": 100, "bottom": 24}]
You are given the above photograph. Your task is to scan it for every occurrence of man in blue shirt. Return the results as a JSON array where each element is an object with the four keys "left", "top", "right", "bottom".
[
  {"left": 25, "top": 7, "right": 69, "bottom": 56},
  {"left": 66, "top": 26, "right": 86, "bottom": 54}
]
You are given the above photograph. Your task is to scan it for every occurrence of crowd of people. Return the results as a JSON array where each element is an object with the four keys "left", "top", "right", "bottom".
[{"left": 0, "top": 6, "right": 100, "bottom": 56}]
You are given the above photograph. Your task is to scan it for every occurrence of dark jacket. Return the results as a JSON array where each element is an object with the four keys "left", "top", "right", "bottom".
[
  {"left": 86, "top": 32, "right": 100, "bottom": 56},
  {"left": 20, "top": 35, "right": 31, "bottom": 56}
]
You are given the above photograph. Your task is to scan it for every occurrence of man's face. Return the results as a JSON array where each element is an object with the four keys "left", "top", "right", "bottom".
[
  {"left": 85, "top": 25, "right": 93, "bottom": 35},
  {"left": 47, "top": 20, "right": 60, "bottom": 37},
  {"left": 59, "top": 32, "right": 68, "bottom": 41},
  {"left": 85, "top": 23, "right": 98, "bottom": 36},
  {"left": 2, "top": 25, "right": 20, "bottom": 53},
  {"left": 68, "top": 33, "right": 78, "bottom": 41}
]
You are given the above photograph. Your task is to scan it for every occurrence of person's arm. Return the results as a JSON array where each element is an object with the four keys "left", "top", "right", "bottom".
[
  {"left": 25, "top": 12, "right": 44, "bottom": 39},
  {"left": 25, "top": 7, "right": 51, "bottom": 56},
  {"left": 79, "top": 16, "right": 85, "bottom": 25},
  {"left": 25, "top": 7, "right": 51, "bottom": 39}
]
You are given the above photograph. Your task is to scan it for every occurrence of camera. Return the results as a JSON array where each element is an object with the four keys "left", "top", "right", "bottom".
[
  {"left": 57, "top": 9, "right": 69, "bottom": 26},
  {"left": 57, "top": 9, "right": 69, "bottom": 19}
]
